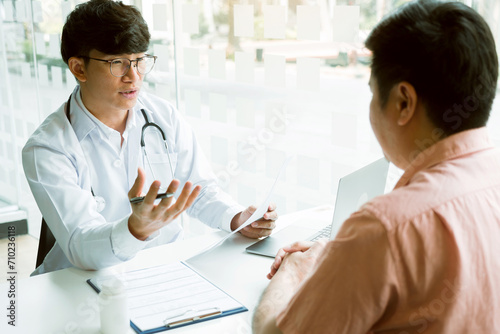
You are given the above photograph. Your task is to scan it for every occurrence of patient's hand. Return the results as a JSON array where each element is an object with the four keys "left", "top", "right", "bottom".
[{"left": 267, "top": 239, "right": 328, "bottom": 280}]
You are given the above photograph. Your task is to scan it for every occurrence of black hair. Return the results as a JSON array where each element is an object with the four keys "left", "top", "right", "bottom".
[
  {"left": 365, "top": 0, "right": 498, "bottom": 135},
  {"left": 61, "top": 0, "right": 151, "bottom": 63}
]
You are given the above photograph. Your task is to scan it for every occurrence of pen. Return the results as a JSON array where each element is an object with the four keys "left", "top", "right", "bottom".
[
  {"left": 130, "top": 192, "right": 174, "bottom": 204},
  {"left": 164, "top": 308, "right": 222, "bottom": 327}
]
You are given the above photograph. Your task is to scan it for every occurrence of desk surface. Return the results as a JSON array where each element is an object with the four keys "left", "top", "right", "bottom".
[{"left": 0, "top": 206, "right": 333, "bottom": 334}]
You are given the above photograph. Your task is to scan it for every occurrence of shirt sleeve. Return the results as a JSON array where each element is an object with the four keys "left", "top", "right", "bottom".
[
  {"left": 23, "top": 142, "right": 148, "bottom": 270},
  {"left": 110, "top": 216, "right": 160, "bottom": 261},
  {"left": 276, "top": 210, "right": 399, "bottom": 334}
]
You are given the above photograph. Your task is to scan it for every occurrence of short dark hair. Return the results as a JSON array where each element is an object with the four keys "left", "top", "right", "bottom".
[
  {"left": 61, "top": 0, "right": 151, "bottom": 64},
  {"left": 365, "top": 0, "right": 498, "bottom": 135}
]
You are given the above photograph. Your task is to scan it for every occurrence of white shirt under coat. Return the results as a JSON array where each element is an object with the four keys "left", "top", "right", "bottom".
[{"left": 23, "top": 86, "right": 243, "bottom": 275}]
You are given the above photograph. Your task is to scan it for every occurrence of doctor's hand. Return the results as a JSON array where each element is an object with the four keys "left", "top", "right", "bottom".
[
  {"left": 230, "top": 203, "right": 278, "bottom": 239},
  {"left": 128, "top": 168, "right": 201, "bottom": 241},
  {"left": 267, "top": 239, "right": 328, "bottom": 281},
  {"left": 267, "top": 239, "right": 327, "bottom": 280}
]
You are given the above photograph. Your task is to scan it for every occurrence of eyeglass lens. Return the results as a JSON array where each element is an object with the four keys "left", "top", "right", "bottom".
[{"left": 110, "top": 56, "right": 156, "bottom": 77}]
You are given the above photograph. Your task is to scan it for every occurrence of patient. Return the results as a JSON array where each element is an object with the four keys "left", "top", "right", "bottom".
[{"left": 253, "top": 0, "right": 500, "bottom": 333}]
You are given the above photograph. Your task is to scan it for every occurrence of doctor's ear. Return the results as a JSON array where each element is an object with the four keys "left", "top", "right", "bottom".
[{"left": 68, "top": 57, "right": 87, "bottom": 83}]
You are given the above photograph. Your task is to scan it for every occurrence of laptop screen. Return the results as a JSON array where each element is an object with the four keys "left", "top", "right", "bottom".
[{"left": 329, "top": 157, "right": 389, "bottom": 239}]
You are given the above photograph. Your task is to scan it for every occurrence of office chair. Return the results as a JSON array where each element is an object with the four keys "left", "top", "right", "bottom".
[{"left": 36, "top": 218, "right": 56, "bottom": 268}]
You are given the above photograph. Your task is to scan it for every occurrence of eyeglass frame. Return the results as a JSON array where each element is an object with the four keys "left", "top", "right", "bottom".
[{"left": 79, "top": 54, "right": 158, "bottom": 77}]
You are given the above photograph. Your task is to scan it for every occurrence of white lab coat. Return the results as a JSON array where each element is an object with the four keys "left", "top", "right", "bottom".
[{"left": 23, "top": 86, "right": 243, "bottom": 275}]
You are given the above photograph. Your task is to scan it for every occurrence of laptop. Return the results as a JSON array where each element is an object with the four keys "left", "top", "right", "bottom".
[{"left": 245, "top": 157, "right": 390, "bottom": 258}]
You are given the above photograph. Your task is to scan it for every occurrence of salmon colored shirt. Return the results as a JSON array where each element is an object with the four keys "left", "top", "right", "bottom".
[{"left": 277, "top": 127, "right": 500, "bottom": 333}]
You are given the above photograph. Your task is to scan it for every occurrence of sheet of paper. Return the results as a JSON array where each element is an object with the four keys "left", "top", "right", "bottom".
[
  {"left": 16, "top": 1, "right": 27, "bottom": 21},
  {"left": 61, "top": 1, "right": 72, "bottom": 21},
  {"left": 332, "top": 112, "right": 357, "bottom": 149},
  {"left": 265, "top": 54, "right": 286, "bottom": 87},
  {"left": 182, "top": 4, "right": 199, "bottom": 34},
  {"left": 21, "top": 62, "right": 31, "bottom": 82},
  {"left": 184, "top": 89, "right": 201, "bottom": 117},
  {"left": 156, "top": 83, "right": 171, "bottom": 101},
  {"left": 266, "top": 149, "right": 287, "bottom": 179},
  {"left": 209, "top": 93, "right": 227, "bottom": 123},
  {"left": 208, "top": 49, "right": 226, "bottom": 79},
  {"left": 38, "top": 64, "right": 49, "bottom": 86},
  {"left": 297, "top": 57, "right": 320, "bottom": 91},
  {"left": 183, "top": 48, "right": 200, "bottom": 76},
  {"left": 32, "top": 1, "right": 43, "bottom": 23},
  {"left": 3, "top": 1, "right": 14, "bottom": 21},
  {"left": 152, "top": 4, "right": 168, "bottom": 31},
  {"left": 264, "top": 5, "right": 286, "bottom": 39},
  {"left": 332, "top": 5, "right": 360, "bottom": 43},
  {"left": 89, "top": 262, "right": 245, "bottom": 332},
  {"left": 265, "top": 102, "right": 287, "bottom": 134},
  {"left": 190, "top": 156, "right": 293, "bottom": 258},
  {"left": 297, "top": 5, "right": 320, "bottom": 40},
  {"left": 237, "top": 183, "right": 257, "bottom": 206},
  {"left": 297, "top": 155, "right": 320, "bottom": 190},
  {"left": 66, "top": 69, "right": 74, "bottom": 87},
  {"left": 234, "top": 5, "right": 254, "bottom": 37},
  {"left": 35, "top": 32, "right": 46, "bottom": 56},
  {"left": 51, "top": 66, "right": 63, "bottom": 89},
  {"left": 49, "top": 34, "right": 60, "bottom": 58},
  {"left": 153, "top": 44, "right": 169, "bottom": 72},
  {"left": 211, "top": 136, "right": 228, "bottom": 165},
  {"left": 235, "top": 51, "right": 254, "bottom": 83},
  {"left": 235, "top": 97, "right": 255, "bottom": 128}
]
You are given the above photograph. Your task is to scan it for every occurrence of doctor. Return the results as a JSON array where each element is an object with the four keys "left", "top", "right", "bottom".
[{"left": 22, "top": 0, "right": 277, "bottom": 275}]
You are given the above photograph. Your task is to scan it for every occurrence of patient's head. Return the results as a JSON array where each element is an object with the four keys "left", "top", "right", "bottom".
[{"left": 365, "top": 0, "right": 498, "bottom": 136}]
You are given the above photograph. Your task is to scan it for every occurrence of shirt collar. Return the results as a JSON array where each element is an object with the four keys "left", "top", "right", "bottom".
[
  {"left": 395, "top": 127, "right": 494, "bottom": 188},
  {"left": 122, "top": 108, "right": 137, "bottom": 142},
  {"left": 69, "top": 86, "right": 138, "bottom": 141},
  {"left": 68, "top": 86, "right": 95, "bottom": 141}
]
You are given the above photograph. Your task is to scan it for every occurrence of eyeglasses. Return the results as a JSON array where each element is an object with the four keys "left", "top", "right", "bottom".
[{"left": 81, "top": 55, "right": 157, "bottom": 77}]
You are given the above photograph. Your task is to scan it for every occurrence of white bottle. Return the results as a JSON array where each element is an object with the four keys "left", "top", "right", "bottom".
[{"left": 99, "top": 277, "right": 129, "bottom": 334}]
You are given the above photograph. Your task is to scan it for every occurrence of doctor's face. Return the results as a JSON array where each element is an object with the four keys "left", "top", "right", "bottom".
[{"left": 78, "top": 50, "right": 145, "bottom": 116}]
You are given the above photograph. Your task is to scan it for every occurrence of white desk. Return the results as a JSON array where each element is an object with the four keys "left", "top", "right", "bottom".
[{"left": 0, "top": 206, "right": 332, "bottom": 334}]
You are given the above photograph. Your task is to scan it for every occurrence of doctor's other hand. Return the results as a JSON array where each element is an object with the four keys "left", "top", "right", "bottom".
[
  {"left": 231, "top": 203, "right": 278, "bottom": 239},
  {"left": 267, "top": 239, "right": 327, "bottom": 280},
  {"left": 267, "top": 239, "right": 328, "bottom": 281},
  {"left": 128, "top": 168, "right": 201, "bottom": 241}
]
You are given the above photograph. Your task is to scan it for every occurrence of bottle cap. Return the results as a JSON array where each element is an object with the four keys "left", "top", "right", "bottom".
[{"left": 100, "top": 277, "right": 126, "bottom": 295}]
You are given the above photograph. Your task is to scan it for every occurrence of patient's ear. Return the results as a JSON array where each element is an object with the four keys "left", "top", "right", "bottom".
[
  {"left": 395, "top": 82, "right": 417, "bottom": 126},
  {"left": 68, "top": 57, "right": 87, "bottom": 83}
]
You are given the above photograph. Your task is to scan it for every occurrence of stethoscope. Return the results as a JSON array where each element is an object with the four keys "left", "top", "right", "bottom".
[
  {"left": 65, "top": 94, "right": 175, "bottom": 212},
  {"left": 139, "top": 109, "right": 175, "bottom": 188}
]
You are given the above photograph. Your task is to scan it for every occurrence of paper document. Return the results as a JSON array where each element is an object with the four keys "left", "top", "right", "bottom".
[
  {"left": 87, "top": 261, "right": 246, "bottom": 333},
  {"left": 190, "top": 156, "right": 293, "bottom": 258}
]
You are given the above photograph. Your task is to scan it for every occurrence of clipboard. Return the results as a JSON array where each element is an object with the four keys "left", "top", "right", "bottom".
[{"left": 86, "top": 261, "right": 247, "bottom": 333}]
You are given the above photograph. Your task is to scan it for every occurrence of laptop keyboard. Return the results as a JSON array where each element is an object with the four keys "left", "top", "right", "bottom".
[{"left": 310, "top": 224, "right": 333, "bottom": 241}]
